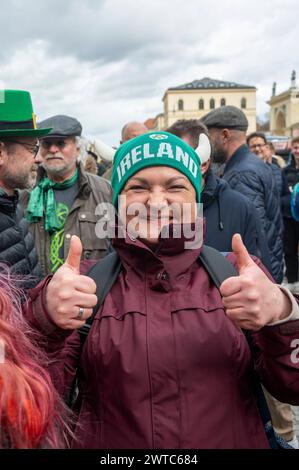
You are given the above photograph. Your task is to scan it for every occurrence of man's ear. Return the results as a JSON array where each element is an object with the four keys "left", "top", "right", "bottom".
[
  {"left": 222, "top": 128, "right": 230, "bottom": 143},
  {"left": 0, "top": 142, "right": 6, "bottom": 165},
  {"left": 200, "top": 159, "right": 211, "bottom": 176}
]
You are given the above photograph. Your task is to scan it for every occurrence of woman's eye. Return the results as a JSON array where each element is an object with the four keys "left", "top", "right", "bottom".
[
  {"left": 128, "top": 185, "right": 147, "bottom": 191},
  {"left": 168, "top": 185, "right": 186, "bottom": 190}
]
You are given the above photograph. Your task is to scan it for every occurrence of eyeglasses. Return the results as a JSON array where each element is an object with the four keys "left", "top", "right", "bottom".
[
  {"left": 40, "top": 139, "right": 70, "bottom": 150},
  {"left": 3, "top": 140, "right": 40, "bottom": 157}
]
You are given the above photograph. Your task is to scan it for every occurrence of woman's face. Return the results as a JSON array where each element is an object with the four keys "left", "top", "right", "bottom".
[{"left": 119, "top": 166, "right": 197, "bottom": 243}]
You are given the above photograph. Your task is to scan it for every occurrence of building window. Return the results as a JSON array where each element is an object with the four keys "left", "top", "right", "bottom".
[
  {"left": 199, "top": 99, "right": 204, "bottom": 110},
  {"left": 210, "top": 98, "right": 215, "bottom": 109},
  {"left": 241, "top": 97, "right": 246, "bottom": 109},
  {"left": 220, "top": 98, "right": 226, "bottom": 106},
  {"left": 178, "top": 99, "right": 184, "bottom": 111}
]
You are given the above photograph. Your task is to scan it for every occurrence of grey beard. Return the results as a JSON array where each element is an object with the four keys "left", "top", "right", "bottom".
[{"left": 42, "top": 162, "right": 70, "bottom": 178}]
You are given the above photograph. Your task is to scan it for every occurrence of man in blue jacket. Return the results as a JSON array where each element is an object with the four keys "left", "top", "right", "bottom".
[
  {"left": 167, "top": 119, "right": 271, "bottom": 271},
  {"left": 246, "top": 132, "right": 289, "bottom": 198},
  {"left": 201, "top": 106, "right": 283, "bottom": 284},
  {"left": 281, "top": 136, "right": 299, "bottom": 292}
]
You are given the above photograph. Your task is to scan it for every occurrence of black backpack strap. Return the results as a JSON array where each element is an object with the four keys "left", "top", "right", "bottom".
[
  {"left": 78, "top": 251, "right": 122, "bottom": 340},
  {"left": 66, "top": 252, "right": 121, "bottom": 406},
  {"left": 198, "top": 245, "right": 285, "bottom": 445},
  {"left": 198, "top": 245, "right": 238, "bottom": 288}
]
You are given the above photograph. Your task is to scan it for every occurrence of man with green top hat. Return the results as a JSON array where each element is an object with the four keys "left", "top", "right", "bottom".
[
  {"left": 20, "top": 114, "right": 112, "bottom": 276},
  {"left": 0, "top": 89, "right": 50, "bottom": 288}
]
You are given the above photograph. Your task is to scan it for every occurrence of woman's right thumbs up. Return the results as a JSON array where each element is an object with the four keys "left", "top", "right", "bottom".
[{"left": 45, "top": 236, "right": 98, "bottom": 330}]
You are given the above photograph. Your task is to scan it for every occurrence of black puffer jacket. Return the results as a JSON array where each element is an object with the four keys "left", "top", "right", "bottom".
[
  {"left": 282, "top": 155, "right": 299, "bottom": 218},
  {"left": 269, "top": 161, "right": 290, "bottom": 199},
  {"left": 202, "top": 169, "right": 272, "bottom": 273},
  {"left": 223, "top": 145, "right": 283, "bottom": 283},
  {"left": 0, "top": 190, "right": 42, "bottom": 289}
]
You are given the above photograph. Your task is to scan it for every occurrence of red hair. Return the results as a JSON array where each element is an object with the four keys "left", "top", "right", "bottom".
[{"left": 0, "top": 267, "right": 72, "bottom": 448}]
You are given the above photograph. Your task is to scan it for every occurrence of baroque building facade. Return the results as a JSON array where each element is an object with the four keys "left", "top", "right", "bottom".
[
  {"left": 268, "top": 71, "right": 299, "bottom": 137},
  {"left": 154, "top": 77, "right": 257, "bottom": 133}
]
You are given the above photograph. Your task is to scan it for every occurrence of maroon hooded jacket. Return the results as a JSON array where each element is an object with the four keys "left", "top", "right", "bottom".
[{"left": 24, "top": 232, "right": 299, "bottom": 449}]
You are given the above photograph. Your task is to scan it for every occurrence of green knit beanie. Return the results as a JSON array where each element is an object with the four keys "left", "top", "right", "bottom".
[{"left": 111, "top": 131, "right": 202, "bottom": 206}]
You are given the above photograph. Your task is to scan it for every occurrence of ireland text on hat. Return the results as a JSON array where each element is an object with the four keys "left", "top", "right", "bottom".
[{"left": 116, "top": 142, "right": 199, "bottom": 182}]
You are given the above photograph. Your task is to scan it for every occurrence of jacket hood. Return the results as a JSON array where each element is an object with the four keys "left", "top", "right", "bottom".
[
  {"left": 201, "top": 169, "right": 228, "bottom": 207},
  {"left": 0, "top": 189, "right": 19, "bottom": 214},
  {"left": 289, "top": 153, "right": 297, "bottom": 168},
  {"left": 201, "top": 169, "right": 228, "bottom": 231},
  {"left": 112, "top": 221, "right": 204, "bottom": 281}
]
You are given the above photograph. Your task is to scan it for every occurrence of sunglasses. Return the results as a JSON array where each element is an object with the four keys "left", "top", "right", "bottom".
[{"left": 40, "top": 139, "right": 72, "bottom": 150}]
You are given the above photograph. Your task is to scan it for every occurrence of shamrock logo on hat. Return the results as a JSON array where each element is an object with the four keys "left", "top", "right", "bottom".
[{"left": 149, "top": 133, "right": 168, "bottom": 140}]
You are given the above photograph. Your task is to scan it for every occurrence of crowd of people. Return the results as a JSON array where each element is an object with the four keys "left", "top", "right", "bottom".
[{"left": 0, "top": 89, "right": 299, "bottom": 449}]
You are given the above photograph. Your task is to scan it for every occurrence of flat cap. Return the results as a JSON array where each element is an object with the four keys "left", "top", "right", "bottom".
[
  {"left": 38, "top": 114, "right": 82, "bottom": 138},
  {"left": 201, "top": 105, "right": 248, "bottom": 131}
]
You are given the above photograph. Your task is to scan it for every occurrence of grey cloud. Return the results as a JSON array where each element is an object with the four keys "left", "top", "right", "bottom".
[
  {"left": 1, "top": 0, "right": 299, "bottom": 145},
  {"left": 0, "top": 0, "right": 189, "bottom": 62},
  {"left": 0, "top": 0, "right": 225, "bottom": 63}
]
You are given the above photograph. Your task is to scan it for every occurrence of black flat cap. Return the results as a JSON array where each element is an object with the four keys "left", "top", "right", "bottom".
[
  {"left": 201, "top": 105, "right": 248, "bottom": 131},
  {"left": 38, "top": 115, "right": 82, "bottom": 138}
]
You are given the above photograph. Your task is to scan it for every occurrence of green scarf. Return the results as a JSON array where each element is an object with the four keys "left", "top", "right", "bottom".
[{"left": 27, "top": 168, "right": 79, "bottom": 232}]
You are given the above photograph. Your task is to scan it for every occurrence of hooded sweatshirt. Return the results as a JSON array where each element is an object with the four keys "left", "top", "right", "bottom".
[{"left": 202, "top": 169, "right": 271, "bottom": 272}]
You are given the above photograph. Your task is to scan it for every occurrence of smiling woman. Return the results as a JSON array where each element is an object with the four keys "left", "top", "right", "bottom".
[
  {"left": 119, "top": 167, "right": 197, "bottom": 243},
  {"left": 23, "top": 131, "right": 299, "bottom": 450},
  {"left": 113, "top": 134, "right": 202, "bottom": 202},
  {"left": 112, "top": 132, "right": 202, "bottom": 244}
]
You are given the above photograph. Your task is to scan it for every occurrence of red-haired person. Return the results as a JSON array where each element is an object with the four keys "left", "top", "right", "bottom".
[{"left": 0, "top": 268, "right": 72, "bottom": 448}]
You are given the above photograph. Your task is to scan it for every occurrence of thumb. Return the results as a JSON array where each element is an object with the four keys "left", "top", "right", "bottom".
[
  {"left": 64, "top": 235, "right": 82, "bottom": 272},
  {"left": 232, "top": 233, "right": 254, "bottom": 273}
]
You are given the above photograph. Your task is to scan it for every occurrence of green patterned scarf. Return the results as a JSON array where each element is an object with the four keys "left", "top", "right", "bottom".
[{"left": 26, "top": 168, "right": 79, "bottom": 231}]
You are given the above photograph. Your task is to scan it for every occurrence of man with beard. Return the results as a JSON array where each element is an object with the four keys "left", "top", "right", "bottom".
[
  {"left": 0, "top": 90, "right": 48, "bottom": 288},
  {"left": 167, "top": 119, "right": 271, "bottom": 272},
  {"left": 201, "top": 106, "right": 284, "bottom": 284},
  {"left": 21, "top": 115, "right": 112, "bottom": 275}
]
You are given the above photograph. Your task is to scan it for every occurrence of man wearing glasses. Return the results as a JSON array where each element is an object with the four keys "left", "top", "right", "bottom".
[
  {"left": 246, "top": 132, "right": 267, "bottom": 157},
  {"left": 201, "top": 107, "right": 284, "bottom": 284},
  {"left": 21, "top": 114, "right": 112, "bottom": 275},
  {"left": 0, "top": 89, "right": 50, "bottom": 288},
  {"left": 247, "top": 132, "right": 289, "bottom": 197}
]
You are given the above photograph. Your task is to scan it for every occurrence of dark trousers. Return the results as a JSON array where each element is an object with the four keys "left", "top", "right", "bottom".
[{"left": 283, "top": 217, "right": 299, "bottom": 282}]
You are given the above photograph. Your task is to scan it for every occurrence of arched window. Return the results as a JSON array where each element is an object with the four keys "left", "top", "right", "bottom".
[
  {"left": 210, "top": 98, "right": 215, "bottom": 109},
  {"left": 241, "top": 97, "right": 246, "bottom": 109},
  {"left": 220, "top": 98, "right": 226, "bottom": 106},
  {"left": 199, "top": 99, "right": 204, "bottom": 110},
  {"left": 178, "top": 99, "right": 184, "bottom": 111}
]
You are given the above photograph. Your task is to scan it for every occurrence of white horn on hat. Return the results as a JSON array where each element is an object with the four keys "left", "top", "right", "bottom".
[
  {"left": 93, "top": 138, "right": 116, "bottom": 162},
  {"left": 195, "top": 133, "right": 211, "bottom": 164}
]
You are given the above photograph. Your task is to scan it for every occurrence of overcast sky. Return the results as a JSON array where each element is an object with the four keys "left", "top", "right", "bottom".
[{"left": 0, "top": 0, "right": 297, "bottom": 145}]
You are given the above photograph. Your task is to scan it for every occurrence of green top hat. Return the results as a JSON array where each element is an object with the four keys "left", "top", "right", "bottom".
[{"left": 0, "top": 90, "right": 52, "bottom": 137}]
